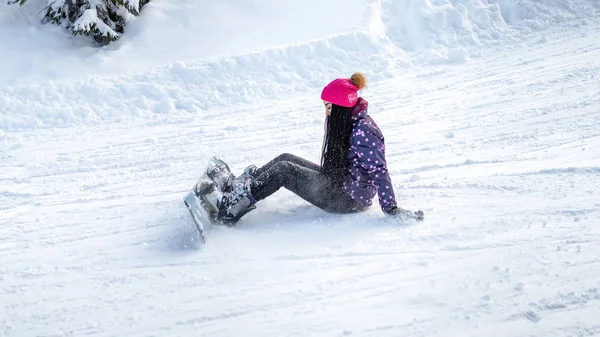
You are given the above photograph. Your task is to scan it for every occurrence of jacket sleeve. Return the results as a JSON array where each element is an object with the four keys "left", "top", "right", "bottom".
[{"left": 354, "top": 129, "right": 398, "bottom": 213}]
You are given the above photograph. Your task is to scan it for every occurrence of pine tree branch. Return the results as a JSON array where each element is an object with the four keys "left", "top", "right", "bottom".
[
  {"left": 11, "top": 0, "right": 150, "bottom": 45},
  {"left": 7, "top": 0, "right": 28, "bottom": 5}
]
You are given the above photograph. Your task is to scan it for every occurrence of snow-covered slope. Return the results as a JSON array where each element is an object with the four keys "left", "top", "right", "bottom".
[
  {"left": 1, "top": 0, "right": 599, "bottom": 130},
  {"left": 1, "top": 1, "right": 600, "bottom": 336}
]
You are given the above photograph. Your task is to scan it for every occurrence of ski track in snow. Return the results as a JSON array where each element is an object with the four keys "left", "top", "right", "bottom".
[{"left": 2, "top": 12, "right": 600, "bottom": 337}]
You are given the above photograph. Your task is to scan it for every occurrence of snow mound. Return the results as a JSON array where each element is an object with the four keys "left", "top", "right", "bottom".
[
  {"left": 0, "top": 0, "right": 367, "bottom": 85},
  {"left": 378, "top": 0, "right": 507, "bottom": 63},
  {"left": 0, "top": 30, "right": 397, "bottom": 131},
  {"left": 377, "top": 0, "right": 599, "bottom": 63},
  {"left": 491, "top": 0, "right": 599, "bottom": 29}
]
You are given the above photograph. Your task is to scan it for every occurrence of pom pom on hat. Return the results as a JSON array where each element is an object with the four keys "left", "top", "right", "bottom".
[
  {"left": 350, "top": 72, "right": 367, "bottom": 90},
  {"left": 321, "top": 72, "right": 367, "bottom": 108}
]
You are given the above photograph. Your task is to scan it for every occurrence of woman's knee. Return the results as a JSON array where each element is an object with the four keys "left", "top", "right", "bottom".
[
  {"left": 275, "top": 153, "right": 295, "bottom": 162},
  {"left": 273, "top": 160, "right": 294, "bottom": 172},
  {"left": 271, "top": 161, "right": 298, "bottom": 183}
]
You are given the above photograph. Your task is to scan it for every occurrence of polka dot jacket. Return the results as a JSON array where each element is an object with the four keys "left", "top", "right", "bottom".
[{"left": 342, "top": 98, "right": 397, "bottom": 213}]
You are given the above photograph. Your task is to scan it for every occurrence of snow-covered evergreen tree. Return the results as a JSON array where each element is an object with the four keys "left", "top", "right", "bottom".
[{"left": 8, "top": 0, "right": 150, "bottom": 45}]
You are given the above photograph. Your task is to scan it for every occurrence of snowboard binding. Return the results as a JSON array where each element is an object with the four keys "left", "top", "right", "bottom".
[{"left": 185, "top": 157, "right": 258, "bottom": 240}]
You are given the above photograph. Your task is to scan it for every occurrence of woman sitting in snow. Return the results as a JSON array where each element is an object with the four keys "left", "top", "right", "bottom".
[{"left": 205, "top": 72, "right": 423, "bottom": 223}]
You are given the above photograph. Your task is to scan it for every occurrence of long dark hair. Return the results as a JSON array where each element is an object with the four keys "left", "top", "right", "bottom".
[{"left": 321, "top": 104, "right": 354, "bottom": 184}]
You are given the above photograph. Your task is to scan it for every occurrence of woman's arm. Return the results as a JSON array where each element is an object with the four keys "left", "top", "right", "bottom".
[{"left": 353, "top": 129, "right": 398, "bottom": 213}]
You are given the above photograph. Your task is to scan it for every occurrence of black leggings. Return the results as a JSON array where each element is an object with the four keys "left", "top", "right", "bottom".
[{"left": 250, "top": 153, "right": 365, "bottom": 214}]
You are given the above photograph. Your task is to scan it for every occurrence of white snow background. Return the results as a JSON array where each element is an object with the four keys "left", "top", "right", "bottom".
[{"left": 1, "top": 0, "right": 600, "bottom": 336}]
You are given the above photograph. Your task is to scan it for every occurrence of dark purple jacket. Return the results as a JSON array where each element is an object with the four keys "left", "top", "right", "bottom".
[{"left": 342, "top": 98, "right": 397, "bottom": 212}]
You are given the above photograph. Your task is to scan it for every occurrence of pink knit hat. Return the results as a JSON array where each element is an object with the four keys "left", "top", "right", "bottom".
[{"left": 321, "top": 72, "right": 367, "bottom": 108}]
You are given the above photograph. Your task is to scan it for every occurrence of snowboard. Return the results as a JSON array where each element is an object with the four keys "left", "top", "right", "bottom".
[
  {"left": 183, "top": 191, "right": 209, "bottom": 242},
  {"left": 183, "top": 157, "right": 234, "bottom": 242}
]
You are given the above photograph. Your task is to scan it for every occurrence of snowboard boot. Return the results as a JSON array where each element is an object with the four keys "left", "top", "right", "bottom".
[
  {"left": 192, "top": 157, "right": 238, "bottom": 217},
  {"left": 216, "top": 164, "right": 258, "bottom": 225},
  {"left": 194, "top": 157, "right": 258, "bottom": 225},
  {"left": 204, "top": 157, "right": 235, "bottom": 192}
]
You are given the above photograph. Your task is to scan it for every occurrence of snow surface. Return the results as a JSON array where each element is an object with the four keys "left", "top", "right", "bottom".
[{"left": 1, "top": 0, "right": 600, "bottom": 336}]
